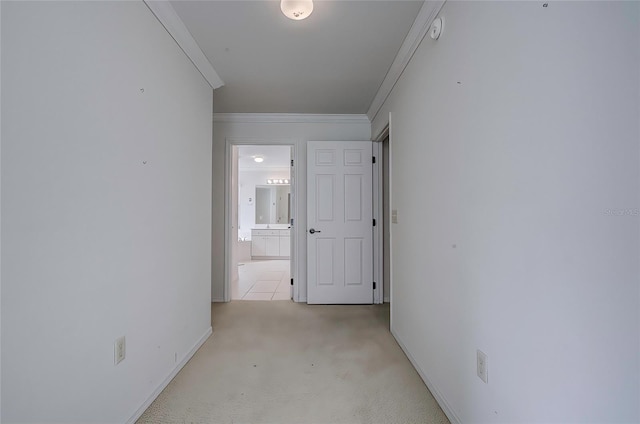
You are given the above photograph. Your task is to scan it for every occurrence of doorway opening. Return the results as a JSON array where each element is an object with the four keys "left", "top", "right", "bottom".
[{"left": 225, "top": 141, "right": 296, "bottom": 302}]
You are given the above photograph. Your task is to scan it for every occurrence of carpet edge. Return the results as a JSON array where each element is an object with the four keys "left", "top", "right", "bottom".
[
  {"left": 126, "top": 326, "right": 213, "bottom": 424},
  {"left": 391, "top": 328, "right": 462, "bottom": 424}
]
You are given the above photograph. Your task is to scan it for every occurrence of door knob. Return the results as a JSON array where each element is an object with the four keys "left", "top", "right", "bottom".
[{"left": 309, "top": 228, "right": 321, "bottom": 234}]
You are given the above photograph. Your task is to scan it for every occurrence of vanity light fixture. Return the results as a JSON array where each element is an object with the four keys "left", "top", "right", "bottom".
[
  {"left": 281, "top": 0, "right": 313, "bottom": 20},
  {"left": 267, "top": 179, "right": 290, "bottom": 185}
]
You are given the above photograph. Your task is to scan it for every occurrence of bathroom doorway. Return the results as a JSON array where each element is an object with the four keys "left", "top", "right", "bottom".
[{"left": 225, "top": 142, "right": 296, "bottom": 301}]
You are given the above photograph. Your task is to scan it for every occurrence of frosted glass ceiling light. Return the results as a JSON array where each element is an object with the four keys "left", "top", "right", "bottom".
[
  {"left": 281, "top": 0, "right": 313, "bottom": 20},
  {"left": 254, "top": 156, "right": 264, "bottom": 163}
]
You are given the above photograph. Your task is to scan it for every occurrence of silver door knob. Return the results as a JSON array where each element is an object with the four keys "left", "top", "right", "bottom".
[{"left": 309, "top": 228, "right": 321, "bottom": 234}]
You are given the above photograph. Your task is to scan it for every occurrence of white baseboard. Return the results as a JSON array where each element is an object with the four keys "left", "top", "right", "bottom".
[
  {"left": 391, "top": 328, "right": 462, "bottom": 424},
  {"left": 126, "top": 327, "right": 213, "bottom": 424},
  {"left": 211, "top": 296, "right": 225, "bottom": 303},
  {"left": 384, "top": 295, "right": 390, "bottom": 303}
]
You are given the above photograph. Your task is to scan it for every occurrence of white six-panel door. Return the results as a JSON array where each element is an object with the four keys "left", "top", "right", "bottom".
[{"left": 307, "top": 141, "right": 373, "bottom": 304}]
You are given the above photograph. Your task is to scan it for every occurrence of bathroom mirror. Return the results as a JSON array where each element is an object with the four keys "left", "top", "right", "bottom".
[{"left": 255, "top": 185, "right": 290, "bottom": 224}]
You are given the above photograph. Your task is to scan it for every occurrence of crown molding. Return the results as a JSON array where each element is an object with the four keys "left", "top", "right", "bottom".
[
  {"left": 144, "top": 0, "right": 224, "bottom": 89},
  {"left": 213, "top": 113, "right": 371, "bottom": 125},
  {"left": 367, "top": 0, "right": 446, "bottom": 123}
]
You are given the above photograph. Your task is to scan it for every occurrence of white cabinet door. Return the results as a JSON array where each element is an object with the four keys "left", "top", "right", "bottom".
[
  {"left": 279, "top": 236, "right": 290, "bottom": 258},
  {"left": 307, "top": 141, "right": 373, "bottom": 304},
  {"left": 265, "top": 236, "right": 280, "bottom": 256},
  {"left": 251, "top": 236, "right": 267, "bottom": 257}
]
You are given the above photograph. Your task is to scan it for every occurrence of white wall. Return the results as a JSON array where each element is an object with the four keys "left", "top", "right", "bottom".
[
  {"left": 212, "top": 117, "right": 371, "bottom": 302},
  {"left": 1, "top": 2, "right": 212, "bottom": 423},
  {"left": 372, "top": 2, "right": 640, "bottom": 422}
]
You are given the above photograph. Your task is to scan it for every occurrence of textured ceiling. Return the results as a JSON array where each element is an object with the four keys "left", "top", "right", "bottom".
[{"left": 170, "top": 0, "right": 424, "bottom": 114}]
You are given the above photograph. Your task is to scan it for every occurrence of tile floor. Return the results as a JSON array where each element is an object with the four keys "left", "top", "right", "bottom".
[{"left": 232, "top": 259, "right": 291, "bottom": 300}]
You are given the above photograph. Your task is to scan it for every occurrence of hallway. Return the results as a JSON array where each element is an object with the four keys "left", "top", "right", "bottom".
[{"left": 137, "top": 301, "right": 449, "bottom": 424}]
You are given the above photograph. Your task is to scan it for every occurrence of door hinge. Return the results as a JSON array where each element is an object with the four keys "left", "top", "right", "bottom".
[
  {"left": 373, "top": 218, "right": 376, "bottom": 226},
  {"left": 291, "top": 159, "right": 294, "bottom": 166},
  {"left": 373, "top": 282, "right": 377, "bottom": 290},
  {"left": 291, "top": 278, "right": 294, "bottom": 286},
  {"left": 372, "top": 156, "right": 376, "bottom": 164}
]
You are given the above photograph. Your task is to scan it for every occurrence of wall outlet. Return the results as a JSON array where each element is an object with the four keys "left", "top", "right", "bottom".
[
  {"left": 114, "top": 336, "right": 126, "bottom": 365},
  {"left": 477, "top": 349, "right": 488, "bottom": 383}
]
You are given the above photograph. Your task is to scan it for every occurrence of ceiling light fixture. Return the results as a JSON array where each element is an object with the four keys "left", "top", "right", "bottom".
[
  {"left": 281, "top": 0, "right": 313, "bottom": 20},
  {"left": 254, "top": 156, "right": 264, "bottom": 163}
]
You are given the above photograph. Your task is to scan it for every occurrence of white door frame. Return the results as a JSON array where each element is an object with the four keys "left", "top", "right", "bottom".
[
  {"left": 372, "top": 141, "right": 383, "bottom": 304},
  {"left": 373, "top": 123, "right": 390, "bottom": 305},
  {"left": 224, "top": 137, "right": 298, "bottom": 302},
  {"left": 373, "top": 119, "right": 391, "bottom": 313}
]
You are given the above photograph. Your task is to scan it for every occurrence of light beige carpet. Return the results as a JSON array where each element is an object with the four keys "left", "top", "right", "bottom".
[{"left": 137, "top": 301, "right": 450, "bottom": 424}]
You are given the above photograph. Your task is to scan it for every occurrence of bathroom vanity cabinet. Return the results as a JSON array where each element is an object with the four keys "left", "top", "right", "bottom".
[{"left": 251, "top": 229, "right": 290, "bottom": 259}]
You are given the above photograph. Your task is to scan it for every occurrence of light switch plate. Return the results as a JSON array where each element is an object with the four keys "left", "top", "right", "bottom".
[
  {"left": 477, "top": 349, "right": 488, "bottom": 383},
  {"left": 115, "top": 336, "right": 126, "bottom": 365}
]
